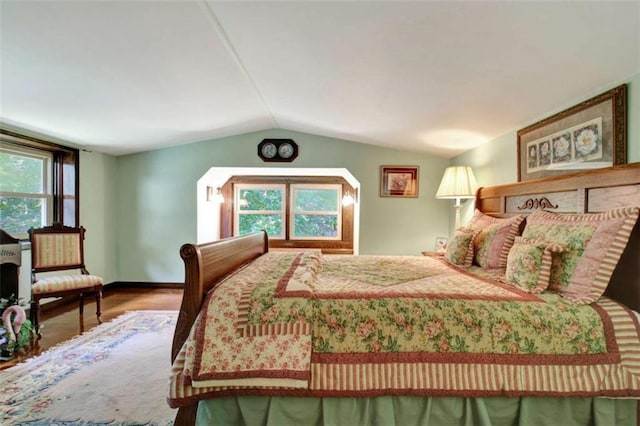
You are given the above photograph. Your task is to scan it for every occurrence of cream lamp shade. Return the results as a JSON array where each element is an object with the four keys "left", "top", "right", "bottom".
[{"left": 436, "top": 166, "right": 478, "bottom": 229}]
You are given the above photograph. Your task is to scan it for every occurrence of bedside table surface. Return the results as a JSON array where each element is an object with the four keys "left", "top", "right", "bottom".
[{"left": 421, "top": 251, "right": 444, "bottom": 257}]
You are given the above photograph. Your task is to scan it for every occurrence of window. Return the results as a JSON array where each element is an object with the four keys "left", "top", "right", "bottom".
[
  {"left": 0, "top": 146, "right": 52, "bottom": 238},
  {"left": 235, "top": 184, "right": 286, "bottom": 238},
  {"left": 290, "top": 184, "right": 341, "bottom": 240},
  {"left": 222, "top": 176, "right": 354, "bottom": 253},
  {"left": 0, "top": 130, "right": 79, "bottom": 239}
]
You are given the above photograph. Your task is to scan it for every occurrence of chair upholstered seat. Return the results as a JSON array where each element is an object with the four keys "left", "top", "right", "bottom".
[{"left": 32, "top": 274, "right": 103, "bottom": 294}]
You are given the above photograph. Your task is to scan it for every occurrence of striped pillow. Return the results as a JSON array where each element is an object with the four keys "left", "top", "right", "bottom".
[
  {"left": 467, "top": 209, "right": 526, "bottom": 269},
  {"left": 506, "top": 237, "right": 567, "bottom": 293},
  {"left": 522, "top": 207, "right": 640, "bottom": 304}
]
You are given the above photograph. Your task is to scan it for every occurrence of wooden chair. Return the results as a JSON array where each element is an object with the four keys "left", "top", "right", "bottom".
[{"left": 29, "top": 223, "right": 103, "bottom": 336}]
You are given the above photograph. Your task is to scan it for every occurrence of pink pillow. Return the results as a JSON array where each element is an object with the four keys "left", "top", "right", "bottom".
[
  {"left": 522, "top": 207, "right": 640, "bottom": 304},
  {"left": 467, "top": 209, "right": 526, "bottom": 269}
]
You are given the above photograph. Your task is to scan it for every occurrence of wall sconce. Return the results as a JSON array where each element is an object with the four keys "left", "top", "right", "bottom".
[
  {"left": 342, "top": 188, "right": 357, "bottom": 206},
  {"left": 435, "top": 166, "right": 478, "bottom": 229},
  {"left": 206, "top": 186, "right": 225, "bottom": 203}
]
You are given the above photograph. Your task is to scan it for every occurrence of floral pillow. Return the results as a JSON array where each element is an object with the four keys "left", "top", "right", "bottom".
[
  {"left": 522, "top": 207, "right": 640, "bottom": 304},
  {"left": 444, "top": 228, "right": 477, "bottom": 268},
  {"left": 506, "top": 237, "right": 567, "bottom": 293},
  {"left": 467, "top": 209, "right": 526, "bottom": 269}
]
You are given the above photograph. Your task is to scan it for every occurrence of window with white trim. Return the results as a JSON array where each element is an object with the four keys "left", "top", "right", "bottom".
[
  {"left": 0, "top": 146, "right": 53, "bottom": 239},
  {"left": 0, "top": 130, "right": 80, "bottom": 239},
  {"left": 290, "top": 184, "right": 341, "bottom": 240},
  {"left": 234, "top": 184, "right": 286, "bottom": 238}
]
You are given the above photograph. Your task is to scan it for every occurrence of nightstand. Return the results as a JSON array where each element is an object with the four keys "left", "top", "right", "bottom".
[{"left": 421, "top": 251, "right": 444, "bottom": 257}]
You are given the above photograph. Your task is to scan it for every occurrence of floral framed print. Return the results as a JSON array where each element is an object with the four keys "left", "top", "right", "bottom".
[
  {"left": 516, "top": 84, "right": 627, "bottom": 181},
  {"left": 380, "top": 166, "right": 419, "bottom": 197}
]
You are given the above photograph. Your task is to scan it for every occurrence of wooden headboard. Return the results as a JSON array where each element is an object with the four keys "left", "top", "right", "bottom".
[{"left": 476, "top": 162, "right": 640, "bottom": 312}]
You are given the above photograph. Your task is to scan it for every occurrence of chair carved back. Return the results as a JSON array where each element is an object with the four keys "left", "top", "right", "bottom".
[{"left": 29, "top": 224, "right": 89, "bottom": 279}]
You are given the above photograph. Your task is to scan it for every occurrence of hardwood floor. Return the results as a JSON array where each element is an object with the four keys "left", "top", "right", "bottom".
[{"left": 0, "top": 286, "right": 183, "bottom": 370}]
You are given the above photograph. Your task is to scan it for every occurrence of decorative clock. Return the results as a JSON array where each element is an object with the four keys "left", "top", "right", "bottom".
[{"left": 258, "top": 139, "right": 298, "bottom": 162}]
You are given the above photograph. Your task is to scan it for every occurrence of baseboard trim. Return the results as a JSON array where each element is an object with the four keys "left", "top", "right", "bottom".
[{"left": 105, "top": 281, "right": 183, "bottom": 290}]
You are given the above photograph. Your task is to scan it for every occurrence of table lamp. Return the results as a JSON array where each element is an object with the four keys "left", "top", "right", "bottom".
[{"left": 436, "top": 166, "right": 478, "bottom": 229}]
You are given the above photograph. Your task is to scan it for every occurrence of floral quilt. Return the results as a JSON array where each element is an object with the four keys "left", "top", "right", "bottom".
[{"left": 168, "top": 251, "right": 640, "bottom": 407}]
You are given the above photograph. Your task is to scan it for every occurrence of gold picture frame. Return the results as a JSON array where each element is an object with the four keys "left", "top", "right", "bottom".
[
  {"left": 380, "top": 166, "right": 419, "bottom": 198},
  {"left": 517, "top": 84, "right": 627, "bottom": 182}
]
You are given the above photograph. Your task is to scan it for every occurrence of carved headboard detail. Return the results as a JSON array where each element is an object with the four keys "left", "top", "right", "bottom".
[{"left": 516, "top": 197, "right": 558, "bottom": 211}]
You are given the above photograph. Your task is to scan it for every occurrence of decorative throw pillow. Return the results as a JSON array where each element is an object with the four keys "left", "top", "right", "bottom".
[
  {"left": 444, "top": 228, "right": 477, "bottom": 268},
  {"left": 467, "top": 209, "right": 526, "bottom": 269},
  {"left": 506, "top": 237, "right": 567, "bottom": 293},
  {"left": 522, "top": 207, "right": 640, "bottom": 304}
]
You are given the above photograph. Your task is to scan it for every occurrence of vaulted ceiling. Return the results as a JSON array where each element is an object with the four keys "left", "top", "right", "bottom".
[{"left": 1, "top": 1, "right": 638, "bottom": 157}]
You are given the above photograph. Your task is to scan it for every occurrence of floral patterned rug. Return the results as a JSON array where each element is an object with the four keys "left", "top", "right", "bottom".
[{"left": 1, "top": 310, "right": 177, "bottom": 425}]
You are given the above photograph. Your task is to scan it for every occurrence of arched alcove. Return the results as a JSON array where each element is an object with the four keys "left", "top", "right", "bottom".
[{"left": 197, "top": 167, "right": 361, "bottom": 254}]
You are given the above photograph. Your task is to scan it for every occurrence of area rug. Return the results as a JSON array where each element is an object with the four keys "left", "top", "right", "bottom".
[{"left": 1, "top": 310, "right": 178, "bottom": 425}]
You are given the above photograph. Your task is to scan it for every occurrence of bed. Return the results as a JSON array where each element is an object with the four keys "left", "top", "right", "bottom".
[{"left": 168, "top": 162, "right": 640, "bottom": 426}]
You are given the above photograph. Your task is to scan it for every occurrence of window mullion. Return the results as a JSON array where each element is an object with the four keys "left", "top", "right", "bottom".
[{"left": 285, "top": 183, "right": 291, "bottom": 240}]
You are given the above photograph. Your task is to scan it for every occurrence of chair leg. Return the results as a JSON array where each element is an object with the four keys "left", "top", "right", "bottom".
[
  {"left": 95, "top": 290, "right": 102, "bottom": 324},
  {"left": 78, "top": 293, "right": 85, "bottom": 332},
  {"left": 30, "top": 298, "right": 42, "bottom": 338}
]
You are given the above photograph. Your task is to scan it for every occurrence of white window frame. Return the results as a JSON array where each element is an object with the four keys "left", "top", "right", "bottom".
[
  {"left": 0, "top": 145, "right": 53, "bottom": 239},
  {"left": 234, "top": 183, "right": 286, "bottom": 239},
  {"left": 289, "top": 183, "right": 342, "bottom": 241}
]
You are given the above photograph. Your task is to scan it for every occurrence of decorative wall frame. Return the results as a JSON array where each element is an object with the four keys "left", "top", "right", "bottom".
[
  {"left": 516, "top": 84, "right": 627, "bottom": 182},
  {"left": 257, "top": 139, "right": 298, "bottom": 162},
  {"left": 380, "top": 166, "right": 419, "bottom": 197}
]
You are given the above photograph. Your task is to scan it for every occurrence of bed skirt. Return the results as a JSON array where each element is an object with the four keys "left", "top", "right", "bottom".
[{"left": 196, "top": 395, "right": 637, "bottom": 426}]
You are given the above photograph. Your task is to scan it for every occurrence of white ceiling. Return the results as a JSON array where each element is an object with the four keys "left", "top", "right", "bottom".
[{"left": 1, "top": 1, "right": 638, "bottom": 157}]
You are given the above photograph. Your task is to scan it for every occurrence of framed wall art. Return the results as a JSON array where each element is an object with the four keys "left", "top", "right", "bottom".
[
  {"left": 380, "top": 166, "right": 419, "bottom": 197},
  {"left": 516, "top": 84, "right": 627, "bottom": 181}
]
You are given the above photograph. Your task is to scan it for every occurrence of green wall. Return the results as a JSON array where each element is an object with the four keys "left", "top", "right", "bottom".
[
  {"left": 80, "top": 150, "right": 118, "bottom": 283},
  {"left": 116, "top": 129, "right": 451, "bottom": 282}
]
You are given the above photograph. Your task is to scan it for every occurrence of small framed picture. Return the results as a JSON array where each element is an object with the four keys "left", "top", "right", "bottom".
[
  {"left": 435, "top": 237, "right": 448, "bottom": 254},
  {"left": 380, "top": 166, "right": 419, "bottom": 197}
]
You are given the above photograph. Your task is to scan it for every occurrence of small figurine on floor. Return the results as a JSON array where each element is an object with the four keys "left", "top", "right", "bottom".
[{"left": 0, "top": 295, "right": 34, "bottom": 360}]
